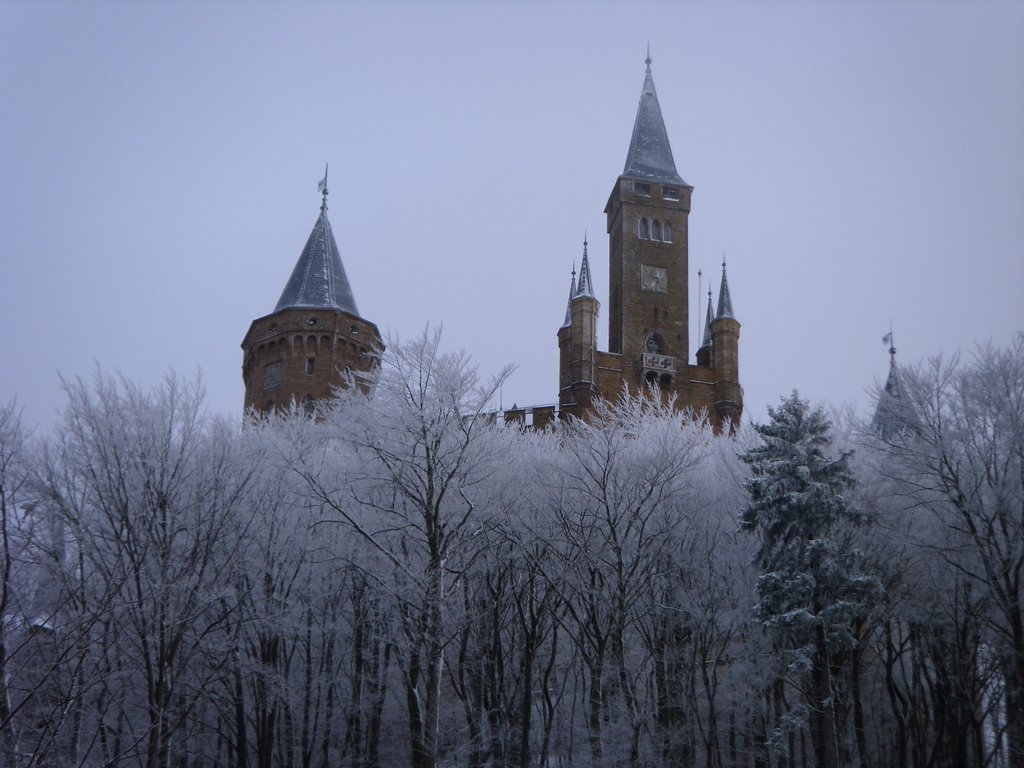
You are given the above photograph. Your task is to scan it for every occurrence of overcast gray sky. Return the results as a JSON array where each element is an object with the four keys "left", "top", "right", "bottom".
[{"left": 2, "top": 1, "right": 1022, "bottom": 431}]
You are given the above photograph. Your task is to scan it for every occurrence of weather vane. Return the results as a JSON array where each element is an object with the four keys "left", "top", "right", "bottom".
[{"left": 318, "top": 163, "right": 329, "bottom": 210}]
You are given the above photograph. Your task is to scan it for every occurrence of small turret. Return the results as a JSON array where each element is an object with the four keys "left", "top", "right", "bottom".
[
  {"left": 711, "top": 258, "right": 742, "bottom": 430},
  {"left": 559, "top": 238, "right": 600, "bottom": 412}
]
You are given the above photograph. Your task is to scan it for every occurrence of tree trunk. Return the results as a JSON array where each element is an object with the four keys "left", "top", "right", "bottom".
[{"left": 809, "top": 626, "right": 840, "bottom": 768}]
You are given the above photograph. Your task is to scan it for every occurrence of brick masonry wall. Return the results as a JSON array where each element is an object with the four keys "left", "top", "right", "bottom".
[{"left": 241, "top": 307, "right": 382, "bottom": 413}]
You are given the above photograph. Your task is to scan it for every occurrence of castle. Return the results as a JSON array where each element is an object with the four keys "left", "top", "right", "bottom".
[{"left": 241, "top": 55, "right": 742, "bottom": 431}]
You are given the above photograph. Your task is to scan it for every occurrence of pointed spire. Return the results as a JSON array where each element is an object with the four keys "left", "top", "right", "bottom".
[
  {"left": 575, "top": 235, "right": 595, "bottom": 298},
  {"left": 872, "top": 327, "right": 917, "bottom": 437},
  {"left": 561, "top": 265, "right": 577, "bottom": 328},
  {"left": 699, "top": 287, "right": 714, "bottom": 349},
  {"left": 715, "top": 256, "right": 735, "bottom": 320},
  {"left": 275, "top": 178, "right": 360, "bottom": 315},
  {"left": 883, "top": 325, "right": 900, "bottom": 397},
  {"left": 623, "top": 50, "right": 685, "bottom": 185}
]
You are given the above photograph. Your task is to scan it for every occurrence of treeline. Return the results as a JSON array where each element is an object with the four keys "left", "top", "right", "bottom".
[{"left": 0, "top": 330, "right": 1020, "bottom": 768}]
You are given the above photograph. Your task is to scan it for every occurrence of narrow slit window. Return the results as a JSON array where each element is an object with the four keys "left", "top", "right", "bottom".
[
  {"left": 663, "top": 222, "right": 672, "bottom": 242},
  {"left": 638, "top": 217, "right": 649, "bottom": 239},
  {"left": 306, "top": 358, "right": 315, "bottom": 376},
  {"left": 651, "top": 220, "right": 661, "bottom": 241}
]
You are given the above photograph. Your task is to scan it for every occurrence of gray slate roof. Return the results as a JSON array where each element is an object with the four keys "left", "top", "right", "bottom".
[
  {"left": 699, "top": 290, "right": 714, "bottom": 349},
  {"left": 622, "top": 58, "right": 685, "bottom": 185},
  {"left": 561, "top": 270, "right": 577, "bottom": 328},
  {"left": 275, "top": 205, "right": 360, "bottom": 315},
  {"left": 716, "top": 262, "right": 735, "bottom": 320},
  {"left": 575, "top": 240, "right": 595, "bottom": 299},
  {"left": 871, "top": 351, "right": 920, "bottom": 437}
]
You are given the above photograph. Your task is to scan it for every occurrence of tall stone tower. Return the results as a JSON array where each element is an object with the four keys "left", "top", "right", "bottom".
[
  {"left": 607, "top": 53, "right": 692, "bottom": 379},
  {"left": 241, "top": 174, "right": 382, "bottom": 414},
  {"left": 557, "top": 55, "right": 742, "bottom": 431}
]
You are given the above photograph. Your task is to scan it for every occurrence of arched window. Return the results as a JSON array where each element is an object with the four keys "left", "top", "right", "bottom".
[
  {"left": 651, "top": 219, "right": 661, "bottom": 241},
  {"left": 662, "top": 221, "right": 672, "bottom": 242},
  {"left": 638, "top": 217, "right": 648, "bottom": 239}
]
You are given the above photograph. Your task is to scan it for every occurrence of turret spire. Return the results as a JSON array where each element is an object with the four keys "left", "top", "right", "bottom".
[
  {"left": 275, "top": 173, "right": 359, "bottom": 314},
  {"left": 882, "top": 324, "right": 900, "bottom": 396},
  {"left": 701, "top": 287, "right": 714, "bottom": 349},
  {"left": 715, "top": 256, "right": 735, "bottom": 320},
  {"left": 575, "top": 235, "right": 595, "bottom": 298},
  {"left": 561, "top": 265, "right": 577, "bottom": 328},
  {"left": 872, "top": 324, "right": 917, "bottom": 436},
  {"left": 623, "top": 50, "right": 685, "bottom": 185}
]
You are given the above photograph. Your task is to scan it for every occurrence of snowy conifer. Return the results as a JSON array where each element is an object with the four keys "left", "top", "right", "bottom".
[{"left": 740, "top": 391, "right": 879, "bottom": 768}]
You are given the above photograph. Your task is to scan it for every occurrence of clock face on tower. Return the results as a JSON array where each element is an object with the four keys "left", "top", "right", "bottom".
[{"left": 640, "top": 264, "right": 668, "bottom": 293}]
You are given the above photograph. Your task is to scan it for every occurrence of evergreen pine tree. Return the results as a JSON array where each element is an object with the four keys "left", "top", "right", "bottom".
[{"left": 740, "top": 392, "right": 878, "bottom": 768}]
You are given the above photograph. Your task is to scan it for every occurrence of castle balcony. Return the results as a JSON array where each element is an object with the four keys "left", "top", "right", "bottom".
[{"left": 639, "top": 353, "right": 677, "bottom": 375}]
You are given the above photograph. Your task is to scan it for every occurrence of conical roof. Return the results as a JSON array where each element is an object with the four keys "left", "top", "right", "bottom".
[
  {"left": 699, "top": 289, "right": 714, "bottom": 349},
  {"left": 575, "top": 238, "right": 595, "bottom": 299},
  {"left": 622, "top": 55, "right": 685, "bottom": 185},
  {"left": 715, "top": 260, "right": 735, "bottom": 320},
  {"left": 275, "top": 203, "right": 359, "bottom": 315},
  {"left": 561, "top": 269, "right": 577, "bottom": 328},
  {"left": 882, "top": 356, "right": 902, "bottom": 398},
  {"left": 871, "top": 340, "right": 918, "bottom": 437}
]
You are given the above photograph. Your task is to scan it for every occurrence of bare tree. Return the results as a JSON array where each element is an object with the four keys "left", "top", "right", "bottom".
[
  {"left": 42, "top": 372, "right": 252, "bottom": 768},
  {"left": 869, "top": 334, "right": 1024, "bottom": 766},
  {"left": 544, "top": 395, "right": 711, "bottom": 767},
  {"left": 0, "top": 401, "right": 28, "bottom": 768},
  {"left": 287, "top": 328, "right": 513, "bottom": 768}
]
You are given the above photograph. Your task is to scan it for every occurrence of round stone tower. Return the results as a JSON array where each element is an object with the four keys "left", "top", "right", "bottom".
[{"left": 241, "top": 172, "right": 382, "bottom": 414}]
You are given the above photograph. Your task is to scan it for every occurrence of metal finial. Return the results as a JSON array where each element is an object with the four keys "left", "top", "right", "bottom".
[
  {"left": 318, "top": 163, "right": 329, "bottom": 211},
  {"left": 583, "top": 231, "right": 588, "bottom": 255},
  {"left": 645, "top": 42, "right": 652, "bottom": 73},
  {"left": 722, "top": 251, "right": 727, "bottom": 271},
  {"left": 571, "top": 260, "right": 576, "bottom": 279}
]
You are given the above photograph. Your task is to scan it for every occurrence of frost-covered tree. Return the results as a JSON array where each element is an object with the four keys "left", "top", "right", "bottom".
[
  {"left": 0, "top": 401, "right": 28, "bottom": 768},
  {"left": 287, "top": 328, "right": 513, "bottom": 768},
  {"left": 868, "top": 334, "right": 1024, "bottom": 766},
  {"left": 741, "top": 392, "right": 879, "bottom": 768},
  {"left": 41, "top": 372, "right": 252, "bottom": 768}
]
